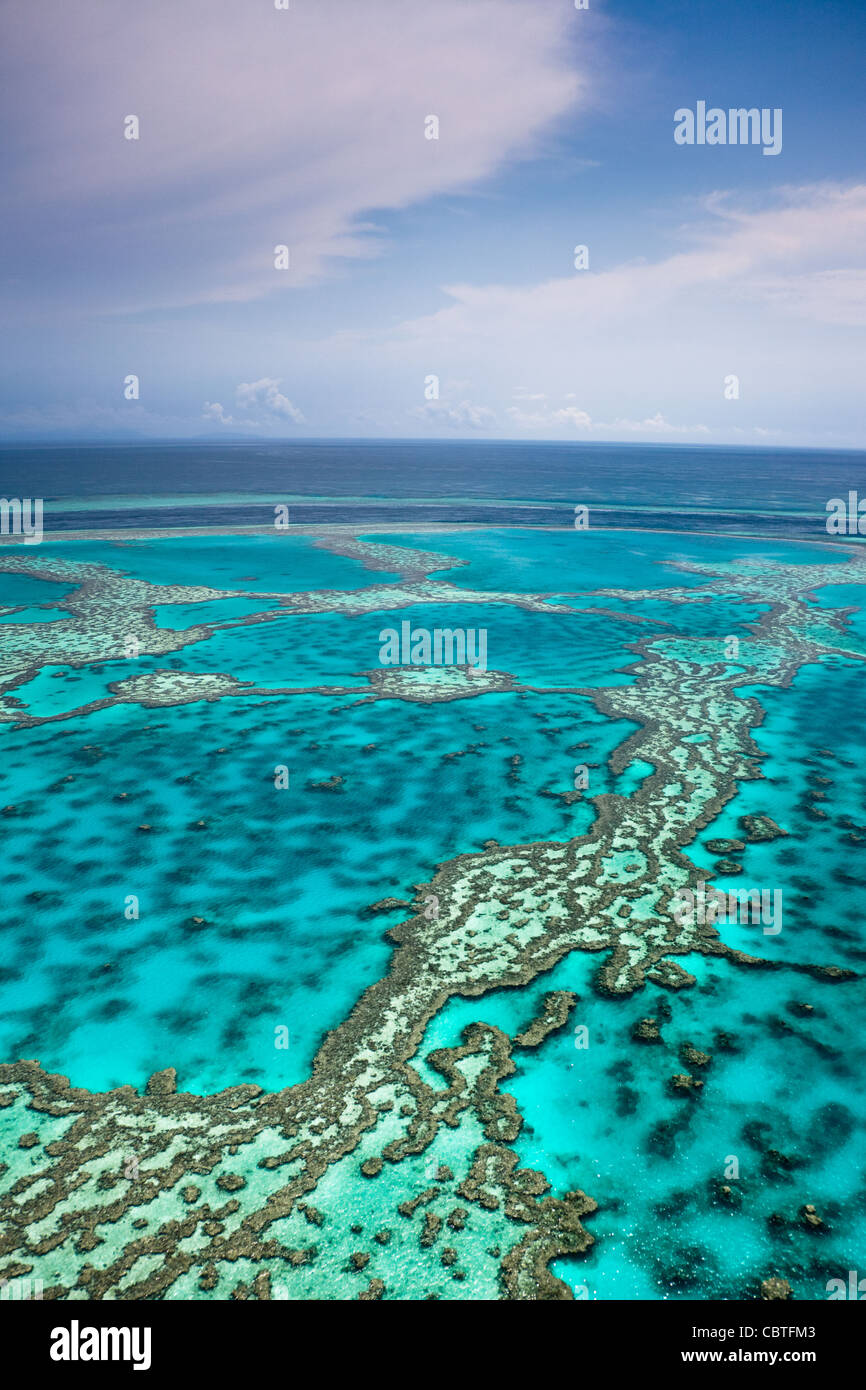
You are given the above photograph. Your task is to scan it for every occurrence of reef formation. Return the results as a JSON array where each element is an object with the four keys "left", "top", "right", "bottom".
[{"left": 0, "top": 532, "right": 863, "bottom": 1299}]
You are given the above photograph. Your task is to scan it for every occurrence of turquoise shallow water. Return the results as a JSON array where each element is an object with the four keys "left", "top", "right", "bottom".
[
  {"left": 36, "top": 533, "right": 384, "bottom": 592},
  {"left": 414, "top": 648, "right": 866, "bottom": 1300},
  {"left": 0, "top": 683, "right": 634, "bottom": 1091},
  {"left": 0, "top": 571, "right": 75, "bottom": 624},
  {"left": 0, "top": 525, "right": 863, "bottom": 1300},
  {"left": 374, "top": 529, "right": 849, "bottom": 591}
]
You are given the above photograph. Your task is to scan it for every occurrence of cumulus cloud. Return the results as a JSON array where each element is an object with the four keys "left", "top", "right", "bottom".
[
  {"left": 235, "top": 379, "right": 304, "bottom": 423},
  {"left": 413, "top": 400, "right": 497, "bottom": 431},
  {"left": 411, "top": 397, "right": 712, "bottom": 440},
  {"left": 203, "top": 378, "right": 304, "bottom": 430},
  {"left": 505, "top": 404, "right": 709, "bottom": 437}
]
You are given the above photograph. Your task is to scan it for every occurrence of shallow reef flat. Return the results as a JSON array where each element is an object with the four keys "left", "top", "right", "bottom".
[{"left": 0, "top": 529, "right": 864, "bottom": 1299}]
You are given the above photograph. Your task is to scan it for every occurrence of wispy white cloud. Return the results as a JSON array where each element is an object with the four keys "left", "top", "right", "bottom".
[
  {"left": 398, "top": 184, "right": 866, "bottom": 347},
  {"left": 362, "top": 182, "right": 866, "bottom": 443},
  {"left": 0, "top": 0, "right": 583, "bottom": 312}
]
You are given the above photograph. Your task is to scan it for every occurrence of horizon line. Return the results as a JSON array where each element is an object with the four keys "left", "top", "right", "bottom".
[{"left": 1, "top": 436, "right": 865, "bottom": 454}]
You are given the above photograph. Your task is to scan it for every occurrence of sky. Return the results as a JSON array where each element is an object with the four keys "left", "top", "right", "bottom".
[{"left": 1, "top": 0, "right": 865, "bottom": 447}]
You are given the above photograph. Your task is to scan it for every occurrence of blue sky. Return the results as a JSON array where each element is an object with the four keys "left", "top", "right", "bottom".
[{"left": 1, "top": 0, "right": 865, "bottom": 446}]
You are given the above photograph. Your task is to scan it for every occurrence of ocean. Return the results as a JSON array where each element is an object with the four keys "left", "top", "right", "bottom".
[
  {"left": 1, "top": 439, "right": 863, "bottom": 537},
  {"left": 0, "top": 441, "right": 864, "bottom": 1301}
]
